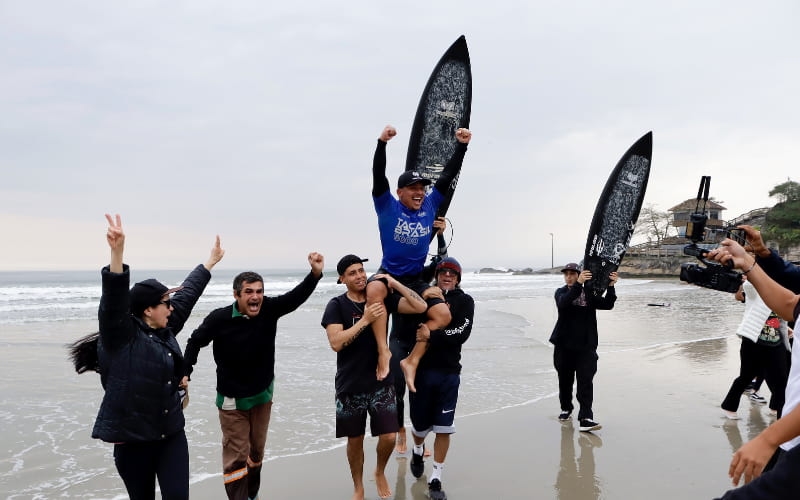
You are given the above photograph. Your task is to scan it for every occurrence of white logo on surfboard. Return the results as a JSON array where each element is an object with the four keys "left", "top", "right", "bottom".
[{"left": 436, "top": 100, "right": 458, "bottom": 120}]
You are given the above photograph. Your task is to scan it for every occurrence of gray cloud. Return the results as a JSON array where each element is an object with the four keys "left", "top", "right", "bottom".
[{"left": 1, "top": 1, "right": 798, "bottom": 271}]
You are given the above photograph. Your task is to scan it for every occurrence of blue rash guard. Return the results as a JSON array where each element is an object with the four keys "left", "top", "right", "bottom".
[
  {"left": 371, "top": 139, "right": 467, "bottom": 278},
  {"left": 373, "top": 189, "right": 444, "bottom": 276}
]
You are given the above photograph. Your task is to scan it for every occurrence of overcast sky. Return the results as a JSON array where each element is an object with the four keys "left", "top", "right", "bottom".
[{"left": 2, "top": 1, "right": 798, "bottom": 272}]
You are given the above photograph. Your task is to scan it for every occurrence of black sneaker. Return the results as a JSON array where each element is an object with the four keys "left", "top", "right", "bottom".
[
  {"left": 410, "top": 446, "right": 425, "bottom": 478},
  {"left": 579, "top": 419, "right": 602, "bottom": 432},
  {"left": 428, "top": 478, "right": 447, "bottom": 500},
  {"left": 558, "top": 410, "right": 572, "bottom": 421}
]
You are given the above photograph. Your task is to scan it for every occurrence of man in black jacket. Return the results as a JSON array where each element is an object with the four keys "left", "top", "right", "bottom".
[
  {"left": 406, "top": 257, "right": 474, "bottom": 500},
  {"left": 550, "top": 263, "right": 618, "bottom": 433},
  {"left": 183, "top": 252, "right": 324, "bottom": 500}
]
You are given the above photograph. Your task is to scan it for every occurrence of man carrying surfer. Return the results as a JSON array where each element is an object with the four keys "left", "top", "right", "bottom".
[
  {"left": 367, "top": 124, "right": 471, "bottom": 384},
  {"left": 406, "top": 256, "right": 474, "bottom": 500},
  {"left": 550, "top": 263, "right": 618, "bottom": 432},
  {"left": 391, "top": 218, "right": 448, "bottom": 455},
  {"left": 322, "top": 254, "right": 427, "bottom": 500}
]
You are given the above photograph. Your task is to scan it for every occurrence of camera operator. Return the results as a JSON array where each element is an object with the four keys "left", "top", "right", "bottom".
[
  {"left": 707, "top": 238, "right": 800, "bottom": 499},
  {"left": 738, "top": 225, "right": 800, "bottom": 293}
]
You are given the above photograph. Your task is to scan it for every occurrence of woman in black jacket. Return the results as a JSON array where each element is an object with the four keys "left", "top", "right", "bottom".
[{"left": 77, "top": 213, "right": 224, "bottom": 499}]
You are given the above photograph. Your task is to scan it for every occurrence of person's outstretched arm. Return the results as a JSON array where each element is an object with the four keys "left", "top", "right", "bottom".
[
  {"left": 168, "top": 236, "right": 225, "bottom": 333},
  {"left": 433, "top": 128, "right": 471, "bottom": 194},
  {"left": 709, "top": 239, "right": 799, "bottom": 321},
  {"left": 268, "top": 252, "right": 325, "bottom": 317},
  {"left": 99, "top": 214, "right": 134, "bottom": 350},
  {"left": 372, "top": 125, "right": 396, "bottom": 197},
  {"left": 106, "top": 213, "right": 124, "bottom": 274},
  {"left": 740, "top": 224, "right": 800, "bottom": 292}
]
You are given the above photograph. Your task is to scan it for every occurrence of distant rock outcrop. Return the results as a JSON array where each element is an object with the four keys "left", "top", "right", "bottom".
[
  {"left": 511, "top": 268, "right": 535, "bottom": 275},
  {"left": 616, "top": 255, "right": 684, "bottom": 277},
  {"left": 477, "top": 267, "right": 540, "bottom": 275},
  {"left": 479, "top": 256, "right": 687, "bottom": 279}
]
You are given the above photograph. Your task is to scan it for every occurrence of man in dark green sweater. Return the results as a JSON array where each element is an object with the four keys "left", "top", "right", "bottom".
[{"left": 183, "top": 252, "right": 324, "bottom": 500}]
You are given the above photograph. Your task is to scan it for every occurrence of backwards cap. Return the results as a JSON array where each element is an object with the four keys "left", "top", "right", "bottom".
[{"left": 336, "top": 254, "right": 369, "bottom": 284}]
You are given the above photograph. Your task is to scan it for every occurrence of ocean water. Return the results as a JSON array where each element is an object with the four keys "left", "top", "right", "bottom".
[{"left": 0, "top": 269, "right": 744, "bottom": 499}]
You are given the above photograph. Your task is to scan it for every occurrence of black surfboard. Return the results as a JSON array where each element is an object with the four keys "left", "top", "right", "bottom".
[
  {"left": 583, "top": 131, "right": 653, "bottom": 297},
  {"left": 405, "top": 35, "right": 472, "bottom": 221}
]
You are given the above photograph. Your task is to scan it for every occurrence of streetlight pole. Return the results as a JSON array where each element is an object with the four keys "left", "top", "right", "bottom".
[{"left": 549, "top": 233, "right": 554, "bottom": 269}]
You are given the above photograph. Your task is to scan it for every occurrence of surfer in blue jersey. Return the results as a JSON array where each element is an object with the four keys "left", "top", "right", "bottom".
[{"left": 368, "top": 124, "right": 471, "bottom": 382}]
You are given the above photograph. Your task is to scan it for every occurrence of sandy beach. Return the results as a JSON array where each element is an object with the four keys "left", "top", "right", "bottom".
[
  {"left": 189, "top": 332, "right": 770, "bottom": 500},
  {"left": 2, "top": 274, "right": 769, "bottom": 499}
]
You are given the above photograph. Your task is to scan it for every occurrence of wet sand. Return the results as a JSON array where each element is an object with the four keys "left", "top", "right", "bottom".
[{"left": 190, "top": 334, "right": 774, "bottom": 499}]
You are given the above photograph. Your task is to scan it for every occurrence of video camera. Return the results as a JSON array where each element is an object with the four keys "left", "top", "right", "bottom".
[{"left": 678, "top": 176, "right": 743, "bottom": 293}]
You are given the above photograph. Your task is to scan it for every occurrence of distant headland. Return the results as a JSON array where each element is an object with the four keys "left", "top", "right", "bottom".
[{"left": 478, "top": 255, "right": 687, "bottom": 278}]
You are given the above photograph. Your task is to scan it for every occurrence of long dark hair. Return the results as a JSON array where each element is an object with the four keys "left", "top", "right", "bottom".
[{"left": 67, "top": 332, "right": 101, "bottom": 374}]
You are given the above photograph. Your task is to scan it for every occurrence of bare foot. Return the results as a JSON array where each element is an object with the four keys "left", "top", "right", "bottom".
[
  {"left": 395, "top": 427, "right": 407, "bottom": 455},
  {"left": 375, "top": 469, "right": 392, "bottom": 498},
  {"left": 351, "top": 485, "right": 365, "bottom": 500},
  {"left": 400, "top": 357, "right": 417, "bottom": 392},
  {"left": 376, "top": 350, "right": 391, "bottom": 380}
]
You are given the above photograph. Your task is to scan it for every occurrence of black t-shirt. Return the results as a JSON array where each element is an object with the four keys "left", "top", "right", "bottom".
[
  {"left": 389, "top": 296, "right": 445, "bottom": 346},
  {"left": 321, "top": 293, "right": 400, "bottom": 395}
]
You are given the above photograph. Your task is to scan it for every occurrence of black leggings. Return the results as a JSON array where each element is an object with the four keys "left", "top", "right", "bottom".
[
  {"left": 113, "top": 430, "right": 189, "bottom": 500},
  {"left": 721, "top": 338, "right": 788, "bottom": 415}
]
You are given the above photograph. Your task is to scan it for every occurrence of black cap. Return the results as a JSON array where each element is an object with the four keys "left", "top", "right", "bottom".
[
  {"left": 561, "top": 263, "right": 581, "bottom": 273},
  {"left": 397, "top": 171, "right": 432, "bottom": 189},
  {"left": 130, "top": 279, "right": 183, "bottom": 316},
  {"left": 336, "top": 254, "right": 369, "bottom": 284}
]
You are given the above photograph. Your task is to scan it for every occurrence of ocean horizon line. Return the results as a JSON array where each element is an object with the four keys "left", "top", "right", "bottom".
[{"left": 0, "top": 265, "right": 548, "bottom": 275}]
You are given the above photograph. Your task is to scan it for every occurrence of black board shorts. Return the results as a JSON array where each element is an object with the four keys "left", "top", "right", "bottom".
[{"left": 368, "top": 267, "right": 431, "bottom": 297}]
